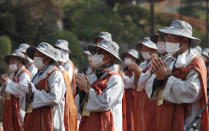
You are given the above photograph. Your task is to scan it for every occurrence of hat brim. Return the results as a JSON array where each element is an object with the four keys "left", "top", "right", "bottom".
[
  {"left": 54, "top": 45, "right": 71, "bottom": 53},
  {"left": 26, "top": 46, "right": 56, "bottom": 62},
  {"left": 88, "top": 45, "right": 121, "bottom": 64},
  {"left": 121, "top": 52, "right": 140, "bottom": 64},
  {"left": 136, "top": 42, "right": 158, "bottom": 50},
  {"left": 83, "top": 51, "right": 92, "bottom": 56},
  {"left": 159, "top": 27, "right": 201, "bottom": 47},
  {"left": 4, "top": 55, "right": 29, "bottom": 65}
]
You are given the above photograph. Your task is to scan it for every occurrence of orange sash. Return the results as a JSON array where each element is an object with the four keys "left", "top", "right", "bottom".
[
  {"left": 67, "top": 60, "right": 77, "bottom": 98},
  {"left": 61, "top": 70, "right": 77, "bottom": 131}
]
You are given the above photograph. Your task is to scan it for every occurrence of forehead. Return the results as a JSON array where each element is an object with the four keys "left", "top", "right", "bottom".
[
  {"left": 9, "top": 56, "right": 19, "bottom": 61},
  {"left": 34, "top": 49, "right": 45, "bottom": 57},
  {"left": 166, "top": 34, "right": 181, "bottom": 38}
]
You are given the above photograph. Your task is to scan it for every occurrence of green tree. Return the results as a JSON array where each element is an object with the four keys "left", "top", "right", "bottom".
[
  {"left": 0, "top": 35, "right": 12, "bottom": 73},
  {"left": 0, "top": 0, "right": 62, "bottom": 48},
  {"left": 63, "top": 0, "right": 142, "bottom": 43}
]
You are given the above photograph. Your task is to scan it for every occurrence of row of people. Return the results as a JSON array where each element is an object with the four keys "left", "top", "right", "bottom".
[
  {"left": 0, "top": 41, "right": 77, "bottom": 131},
  {"left": 0, "top": 19, "right": 209, "bottom": 131},
  {"left": 79, "top": 20, "right": 209, "bottom": 131}
]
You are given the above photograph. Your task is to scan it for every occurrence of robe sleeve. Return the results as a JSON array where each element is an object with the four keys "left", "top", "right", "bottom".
[
  {"left": 32, "top": 71, "right": 66, "bottom": 109},
  {"left": 86, "top": 75, "right": 124, "bottom": 112},
  {"left": 163, "top": 69, "right": 201, "bottom": 104},
  {"left": 5, "top": 72, "right": 31, "bottom": 98},
  {"left": 28, "top": 64, "right": 38, "bottom": 78}
]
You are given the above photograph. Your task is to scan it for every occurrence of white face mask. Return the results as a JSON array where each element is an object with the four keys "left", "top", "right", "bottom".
[
  {"left": 34, "top": 57, "right": 45, "bottom": 70},
  {"left": 9, "top": 64, "right": 18, "bottom": 72},
  {"left": 124, "top": 58, "right": 133, "bottom": 65},
  {"left": 91, "top": 54, "right": 104, "bottom": 68},
  {"left": 157, "top": 41, "right": 166, "bottom": 54},
  {"left": 165, "top": 42, "right": 180, "bottom": 54},
  {"left": 142, "top": 52, "right": 151, "bottom": 60}
]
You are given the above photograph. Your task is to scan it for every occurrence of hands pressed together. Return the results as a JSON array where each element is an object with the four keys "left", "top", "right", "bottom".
[
  {"left": 151, "top": 54, "right": 170, "bottom": 80},
  {"left": 75, "top": 73, "right": 91, "bottom": 93}
]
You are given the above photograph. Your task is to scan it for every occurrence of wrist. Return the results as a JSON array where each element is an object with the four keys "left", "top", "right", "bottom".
[{"left": 163, "top": 73, "right": 171, "bottom": 82}]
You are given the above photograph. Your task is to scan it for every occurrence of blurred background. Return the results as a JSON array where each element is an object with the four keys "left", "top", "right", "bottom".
[{"left": 0, "top": 0, "right": 209, "bottom": 72}]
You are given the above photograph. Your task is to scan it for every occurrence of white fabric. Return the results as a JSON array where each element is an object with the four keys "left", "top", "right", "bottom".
[
  {"left": 86, "top": 66, "right": 124, "bottom": 131},
  {"left": 5, "top": 66, "right": 31, "bottom": 126},
  {"left": 27, "top": 63, "right": 38, "bottom": 79},
  {"left": 31, "top": 64, "right": 66, "bottom": 131},
  {"left": 123, "top": 72, "right": 135, "bottom": 89},
  {"left": 136, "top": 60, "right": 152, "bottom": 90}
]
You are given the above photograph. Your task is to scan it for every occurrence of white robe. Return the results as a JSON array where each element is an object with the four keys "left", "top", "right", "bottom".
[
  {"left": 123, "top": 72, "right": 135, "bottom": 89},
  {"left": 136, "top": 59, "right": 152, "bottom": 90},
  {"left": 31, "top": 64, "right": 66, "bottom": 131},
  {"left": 5, "top": 66, "right": 31, "bottom": 126},
  {"left": 162, "top": 48, "right": 202, "bottom": 128},
  {"left": 6, "top": 64, "right": 66, "bottom": 131},
  {"left": 86, "top": 66, "right": 124, "bottom": 131}
]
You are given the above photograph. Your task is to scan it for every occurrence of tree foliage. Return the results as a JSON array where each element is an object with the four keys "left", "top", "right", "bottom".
[
  {"left": 0, "top": 35, "right": 12, "bottom": 73},
  {"left": 0, "top": 0, "right": 62, "bottom": 48}
]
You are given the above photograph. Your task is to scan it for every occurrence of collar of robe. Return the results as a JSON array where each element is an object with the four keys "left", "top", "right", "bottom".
[{"left": 95, "top": 63, "right": 113, "bottom": 79}]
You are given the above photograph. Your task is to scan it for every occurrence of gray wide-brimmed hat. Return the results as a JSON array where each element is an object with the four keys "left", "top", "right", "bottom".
[
  {"left": 158, "top": 20, "right": 201, "bottom": 47},
  {"left": 121, "top": 49, "right": 139, "bottom": 60},
  {"left": 93, "top": 32, "right": 112, "bottom": 43},
  {"left": 54, "top": 48, "right": 66, "bottom": 63},
  {"left": 55, "top": 39, "right": 70, "bottom": 53},
  {"left": 83, "top": 50, "right": 92, "bottom": 56},
  {"left": 137, "top": 37, "right": 158, "bottom": 50},
  {"left": 88, "top": 40, "right": 121, "bottom": 63},
  {"left": 202, "top": 48, "right": 209, "bottom": 58},
  {"left": 18, "top": 43, "right": 30, "bottom": 53},
  {"left": 26, "top": 42, "right": 57, "bottom": 62},
  {"left": 4, "top": 49, "right": 29, "bottom": 65}
]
